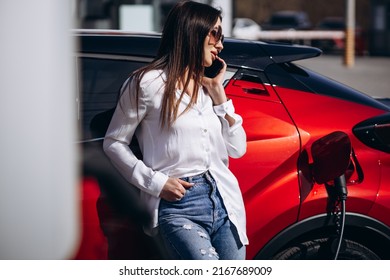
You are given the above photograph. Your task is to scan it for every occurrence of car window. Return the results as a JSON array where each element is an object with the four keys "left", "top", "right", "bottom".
[
  {"left": 264, "top": 63, "right": 313, "bottom": 93},
  {"left": 271, "top": 15, "right": 298, "bottom": 26},
  {"left": 290, "top": 64, "right": 389, "bottom": 110},
  {"left": 265, "top": 62, "right": 388, "bottom": 110},
  {"left": 78, "top": 57, "right": 147, "bottom": 141},
  {"left": 77, "top": 58, "right": 237, "bottom": 142}
]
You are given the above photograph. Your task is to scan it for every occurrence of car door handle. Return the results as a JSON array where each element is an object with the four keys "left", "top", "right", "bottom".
[{"left": 242, "top": 87, "right": 269, "bottom": 95}]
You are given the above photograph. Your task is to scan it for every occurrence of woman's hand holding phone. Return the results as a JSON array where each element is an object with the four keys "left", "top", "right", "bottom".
[
  {"left": 202, "top": 57, "right": 227, "bottom": 105},
  {"left": 204, "top": 58, "right": 224, "bottom": 78},
  {"left": 202, "top": 57, "right": 236, "bottom": 127}
]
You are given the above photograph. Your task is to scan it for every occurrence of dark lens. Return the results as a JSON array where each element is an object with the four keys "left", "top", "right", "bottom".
[
  {"left": 210, "top": 26, "right": 223, "bottom": 43},
  {"left": 216, "top": 26, "right": 222, "bottom": 41}
]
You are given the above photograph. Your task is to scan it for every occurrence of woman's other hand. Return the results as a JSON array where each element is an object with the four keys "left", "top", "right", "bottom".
[{"left": 159, "top": 177, "right": 194, "bottom": 202}]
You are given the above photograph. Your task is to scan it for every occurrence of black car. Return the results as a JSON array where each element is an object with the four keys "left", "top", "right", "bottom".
[
  {"left": 263, "top": 10, "right": 312, "bottom": 31},
  {"left": 312, "top": 17, "right": 367, "bottom": 55}
]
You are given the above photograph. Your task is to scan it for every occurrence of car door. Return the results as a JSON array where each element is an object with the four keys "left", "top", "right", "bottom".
[{"left": 224, "top": 68, "right": 302, "bottom": 258}]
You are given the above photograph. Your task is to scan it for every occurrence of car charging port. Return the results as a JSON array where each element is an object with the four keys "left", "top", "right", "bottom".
[{"left": 311, "top": 131, "right": 352, "bottom": 259}]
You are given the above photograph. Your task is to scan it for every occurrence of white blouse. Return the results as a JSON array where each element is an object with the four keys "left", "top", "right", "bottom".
[{"left": 103, "top": 69, "right": 248, "bottom": 245}]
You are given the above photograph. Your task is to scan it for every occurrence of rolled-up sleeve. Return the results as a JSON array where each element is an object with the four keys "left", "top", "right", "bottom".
[
  {"left": 103, "top": 78, "right": 168, "bottom": 197},
  {"left": 213, "top": 99, "right": 247, "bottom": 158}
]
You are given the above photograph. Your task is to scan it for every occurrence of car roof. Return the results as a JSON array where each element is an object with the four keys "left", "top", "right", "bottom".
[{"left": 74, "top": 29, "right": 321, "bottom": 71}]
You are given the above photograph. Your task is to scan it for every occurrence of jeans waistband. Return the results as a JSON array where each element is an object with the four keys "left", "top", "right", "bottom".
[{"left": 181, "top": 170, "right": 211, "bottom": 183}]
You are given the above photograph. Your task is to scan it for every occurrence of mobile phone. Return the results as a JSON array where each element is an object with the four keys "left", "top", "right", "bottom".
[{"left": 204, "top": 59, "right": 224, "bottom": 78}]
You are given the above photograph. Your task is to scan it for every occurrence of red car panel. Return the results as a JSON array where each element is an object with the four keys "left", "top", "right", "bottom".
[
  {"left": 225, "top": 78, "right": 302, "bottom": 259},
  {"left": 276, "top": 87, "right": 386, "bottom": 219}
]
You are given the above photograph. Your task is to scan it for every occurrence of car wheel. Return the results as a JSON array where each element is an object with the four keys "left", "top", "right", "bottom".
[{"left": 273, "top": 238, "right": 380, "bottom": 260}]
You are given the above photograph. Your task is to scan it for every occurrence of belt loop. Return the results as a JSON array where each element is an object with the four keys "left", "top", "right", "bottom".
[{"left": 204, "top": 170, "right": 213, "bottom": 183}]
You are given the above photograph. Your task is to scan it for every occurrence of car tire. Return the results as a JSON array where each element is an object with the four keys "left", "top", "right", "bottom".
[{"left": 273, "top": 238, "right": 380, "bottom": 260}]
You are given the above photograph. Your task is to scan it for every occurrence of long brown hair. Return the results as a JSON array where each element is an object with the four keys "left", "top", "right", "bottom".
[{"left": 130, "top": 0, "right": 222, "bottom": 129}]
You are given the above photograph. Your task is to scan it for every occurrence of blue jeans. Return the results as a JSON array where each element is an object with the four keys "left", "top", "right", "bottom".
[{"left": 158, "top": 171, "right": 245, "bottom": 260}]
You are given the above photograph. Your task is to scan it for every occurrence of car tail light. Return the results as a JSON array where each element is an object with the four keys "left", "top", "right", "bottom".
[{"left": 353, "top": 112, "right": 390, "bottom": 153}]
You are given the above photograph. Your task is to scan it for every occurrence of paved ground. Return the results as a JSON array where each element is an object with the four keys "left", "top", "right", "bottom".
[{"left": 295, "top": 54, "right": 390, "bottom": 99}]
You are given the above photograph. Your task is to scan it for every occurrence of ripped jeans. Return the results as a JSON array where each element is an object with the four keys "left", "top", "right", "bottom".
[{"left": 158, "top": 171, "right": 245, "bottom": 260}]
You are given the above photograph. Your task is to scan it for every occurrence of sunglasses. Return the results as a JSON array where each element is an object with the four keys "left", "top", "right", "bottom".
[{"left": 209, "top": 26, "right": 224, "bottom": 44}]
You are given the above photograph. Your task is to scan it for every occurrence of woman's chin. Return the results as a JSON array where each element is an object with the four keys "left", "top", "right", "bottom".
[{"left": 204, "top": 60, "right": 213, "bottom": 67}]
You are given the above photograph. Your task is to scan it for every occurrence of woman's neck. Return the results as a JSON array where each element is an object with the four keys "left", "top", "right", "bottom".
[{"left": 177, "top": 69, "right": 196, "bottom": 96}]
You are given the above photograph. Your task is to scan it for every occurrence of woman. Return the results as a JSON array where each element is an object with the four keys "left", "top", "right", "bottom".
[{"left": 103, "top": 0, "right": 248, "bottom": 260}]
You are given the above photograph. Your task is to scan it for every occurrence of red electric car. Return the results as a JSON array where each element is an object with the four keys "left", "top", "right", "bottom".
[{"left": 74, "top": 30, "right": 390, "bottom": 260}]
